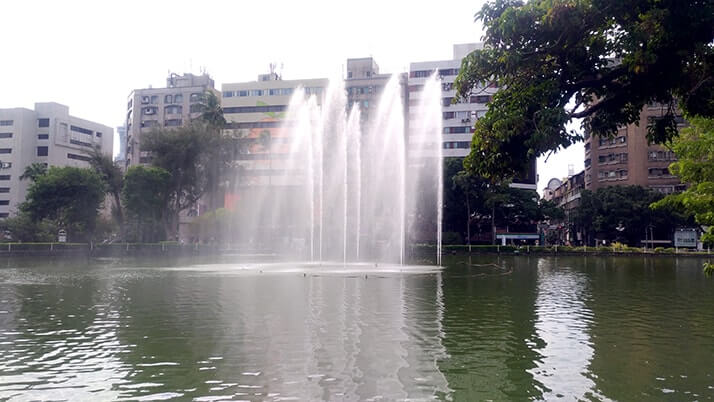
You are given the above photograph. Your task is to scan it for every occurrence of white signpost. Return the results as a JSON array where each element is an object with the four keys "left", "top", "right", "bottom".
[{"left": 674, "top": 228, "right": 698, "bottom": 248}]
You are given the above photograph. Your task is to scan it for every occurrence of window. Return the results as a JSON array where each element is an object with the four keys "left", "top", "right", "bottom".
[
  {"left": 70, "top": 125, "right": 93, "bottom": 135},
  {"left": 281, "top": 88, "right": 293, "bottom": 96},
  {"left": 584, "top": 158, "right": 591, "bottom": 167},
  {"left": 251, "top": 89, "right": 264, "bottom": 96},
  {"left": 0, "top": 213, "right": 7, "bottom": 218},
  {"left": 0, "top": 188, "right": 9, "bottom": 193},
  {"left": 150, "top": 95, "right": 158, "bottom": 104},
  {"left": 0, "top": 149, "right": 11, "bottom": 154},
  {"left": 164, "top": 95, "right": 173, "bottom": 103},
  {"left": 128, "top": 99, "right": 133, "bottom": 109},
  {"left": 442, "top": 82, "right": 454, "bottom": 91},
  {"left": 0, "top": 200, "right": 8, "bottom": 205},
  {"left": 141, "top": 120, "right": 159, "bottom": 128},
  {"left": 38, "top": 118, "right": 50, "bottom": 127},
  {"left": 174, "top": 94, "right": 183, "bottom": 103},
  {"left": 165, "top": 119, "right": 182, "bottom": 127},
  {"left": 190, "top": 93, "right": 202, "bottom": 102},
  {"left": 96, "top": 132, "right": 102, "bottom": 138},
  {"left": 0, "top": 120, "right": 13, "bottom": 126},
  {"left": 362, "top": 100, "right": 369, "bottom": 108},
  {"left": 470, "top": 95, "right": 492, "bottom": 103},
  {"left": 238, "top": 90, "right": 249, "bottom": 97},
  {"left": 142, "top": 106, "right": 158, "bottom": 116},
  {"left": 70, "top": 139, "right": 92, "bottom": 147},
  {"left": 410, "top": 70, "right": 433, "bottom": 78},
  {"left": 443, "top": 112, "right": 455, "bottom": 119},
  {"left": 222, "top": 105, "right": 287, "bottom": 114},
  {"left": 37, "top": 134, "right": 49, "bottom": 139},
  {"left": 141, "top": 96, "right": 150, "bottom": 104},
  {"left": 0, "top": 133, "right": 11, "bottom": 139},
  {"left": 165, "top": 105, "right": 182, "bottom": 114},
  {"left": 438, "top": 68, "right": 459, "bottom": 76},
  {"left": 268, "top": 89, "right": 282, "bottom": 96},
  {"left": 0, "top": 175, "right": 9, "bottom": 180},
  {"left": 442, "top": 97, "right": 454, "bottom": 106},
  {"left": 37, "top": 146, "right": 48, "bottom": 156},
  {"left": 584, "top": 143, "right": 591, "bottom": 152},
  {"left": 67, "top": 153, "right": 91, "bottom": 162},
  {"left": 443, "top": 126, "right": 471, "bottom": 134},
  {"left": 223, "top": 91, "right": 234, "bottom": 98},
  {"left": 348, "top": 71, "right": 353, "bottom": 78}
]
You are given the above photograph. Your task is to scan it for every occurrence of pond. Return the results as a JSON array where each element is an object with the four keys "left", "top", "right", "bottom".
[{"left": 0, "top": 255, "right": 712, "bottom": 401}]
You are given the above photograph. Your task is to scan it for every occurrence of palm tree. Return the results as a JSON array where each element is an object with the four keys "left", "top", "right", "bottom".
[
  {"left": 198, "top": 90, "right": 227, "bottom": 210},
  {"left": 19, "top": 163, "right": 48, "bottom": 182},
  {"left": 86, "top": 147, "right": 124, "bottom": 238}
]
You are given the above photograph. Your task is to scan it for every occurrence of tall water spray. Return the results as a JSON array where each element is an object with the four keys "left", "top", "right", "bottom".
[{"left": 234, "top": 73, "right": 443, "bottom": 264}]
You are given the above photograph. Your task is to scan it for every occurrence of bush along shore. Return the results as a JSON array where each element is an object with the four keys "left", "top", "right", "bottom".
[
  {"left": 0, "top": 242, "right": 220, "bottom": 257},
  {"left": 413, "top": 244, "right": 714, "bottom": 257}
]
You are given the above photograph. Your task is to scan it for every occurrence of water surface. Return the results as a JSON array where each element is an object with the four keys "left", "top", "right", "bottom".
[{"left": 0, "top": 255, "right": 712, "bottom": 400}]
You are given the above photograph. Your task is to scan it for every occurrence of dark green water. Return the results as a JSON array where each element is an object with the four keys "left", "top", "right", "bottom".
[{"left": 0, "top": 255, "right": 712, "bottom": 401}]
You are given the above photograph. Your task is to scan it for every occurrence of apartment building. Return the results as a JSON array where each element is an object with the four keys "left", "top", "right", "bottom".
[
  {"left": 408, "top": 43, "right": 537, "bottom": 190},
  {"left": 543, "top": 171, "right": 586, "bottom": 245},
  {"left": 221, "top": 72, "right": 328, "bottom": 189},
  {"left": 584, "top": 104, "right": 685, "bottom": 193},
  {"left": 125, "top": 73, "right": 217, "bottom": 167},
  {"left": 0, "top": 102, "right": 113, "bottom": 217},
  {"left": 345, "top": 57, "right": 408, "bottom": 125}
]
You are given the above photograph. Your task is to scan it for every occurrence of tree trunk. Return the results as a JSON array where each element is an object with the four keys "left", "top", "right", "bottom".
[
  {"left": 491, "top": 203, "right": 496, "bottom": 245},
  {"left": 466, "top": 195, "right": 472, "bottom": 253}
]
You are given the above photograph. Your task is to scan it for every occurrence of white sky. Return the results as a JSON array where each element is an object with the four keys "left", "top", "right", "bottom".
[{"left": 0, "top": 0, "right": 582, "bottom": 193}]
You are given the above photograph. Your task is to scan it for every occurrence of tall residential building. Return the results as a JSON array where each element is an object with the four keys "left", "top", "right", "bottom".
[
  {"left": 125, "top": 72, "right": 217, "bottom": 167},
  {"left": 408, "top": 43, "right": 537, "bottom": 190},
  {"left": 345, "top": 57, "right": 408, "bottom": 126},
  {"left": 584, "top": 104, "right": 685, "bottom": 193},
  {"left": 0, "top": 102, "right": 113, "bottom": 217},
  {"left": 221, "top": 73, "right": 328, "bottom": 189}
]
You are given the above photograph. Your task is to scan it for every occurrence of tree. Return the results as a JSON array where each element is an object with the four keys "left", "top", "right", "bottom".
[
  {"left": 142, "top": 123, "right": 216, "bottom": 237},
  {"left": 652, "top": 117, "right": 714, "bottom": 247},
  {"left": 19, "top": 163, "right": 47, "bottom": 182},
  {"left": 0, "top": 212, "right": 57, "bottom": 242},
  {"left": 455, "top": 0, "right": 714, "bottom": 181},
  {"left": 122, "top": 166, "right": 172, "bottom": 242},
  {"left": 197, "top": 90, "right": 228, "bottom": 210},
  {"left": 22, "top": 167, "right": 106, "bottom": 241},
  {"left": 575, "top": 185, "right": 691, "bottom": 246},
  {"left": 85, "top": 147, "right": 124, "bottom": 236}
]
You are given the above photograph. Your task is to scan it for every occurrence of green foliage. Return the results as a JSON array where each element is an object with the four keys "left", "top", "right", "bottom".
[
  {"left": 19, "top": 162, "right": 48, "bottom": 182},
  {"left": 653, "top": 117, "right": 714, "bottom": 247},
  {"left": 122, "top": 166, "right": 172, "bottom": 242},
  {"left": 0, "top": 212, "right": 57, "bottom": 242},
  {"left": 22, "top": 167, "right": 106, "bottom": 241},
  {"left": 189, "top": 207, "right": 235, "bottom": 243},
  {"left": 455, "top": 0, "right": 714, "bottom": 181},
  {"left": 575, "top": 185, "right": 692, "bottom": 246},
  {"left": 704, "top": 262, "right": 714, "bottom": 277},
  {"left": 85, "top": 147, "right": 124, "bottom": 231}
]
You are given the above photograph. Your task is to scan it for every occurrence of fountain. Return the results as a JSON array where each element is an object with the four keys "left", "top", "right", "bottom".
[{"left": 235, "top": 73, "right": 443, "bottom": 264}]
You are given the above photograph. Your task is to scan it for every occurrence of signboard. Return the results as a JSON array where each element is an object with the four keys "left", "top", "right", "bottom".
[
  {"left": 674, "top": 229, "right": 698, "bottom": 248},
  {"left": 58, "top": 229, "right": 67, "bottom": 243}
]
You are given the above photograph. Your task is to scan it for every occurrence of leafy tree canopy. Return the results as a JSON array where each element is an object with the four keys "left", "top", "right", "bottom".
[
  {"left": 652, "top": 117, "right": 714, "bottom": 245},
  {"left": 455, "top": 0, "right": 714, "bottom": 181},
  {"left": 19, "top": 162, "right": 48, "bottom": 182},
  {"left": 22, "top": 166, "right": 106, "bottom": 240},
  {"left": 575, "top": 185, "right": 691, "bottom": 246}
]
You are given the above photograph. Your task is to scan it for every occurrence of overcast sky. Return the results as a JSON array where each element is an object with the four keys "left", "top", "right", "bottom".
[{"left": 0, "top": 0, "right": 583, "bottom": 192}]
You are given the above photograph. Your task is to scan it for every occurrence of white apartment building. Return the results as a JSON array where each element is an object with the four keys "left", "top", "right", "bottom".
[
  {"left": 0, "top": 102, "right": 113, "bottom": 217},
  {"left": 221, "top": 73, "right": 328, "bottom": 188},
  {"left": 408, "top": 43, "right": 537, "bottom": 190}
]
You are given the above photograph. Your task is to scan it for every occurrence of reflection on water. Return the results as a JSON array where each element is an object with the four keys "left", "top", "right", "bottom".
[{"left": 0, "top": 256, "right": 713, "bottom": 401}]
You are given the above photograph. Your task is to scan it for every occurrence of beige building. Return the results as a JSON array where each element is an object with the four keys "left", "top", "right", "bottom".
[
  {"left": 0, "top": 102, "right": 113, "bottom": 217},
  {"left": 584, "top": 104, "right": 685, "bottom": 193},
  {"left": 221, "top": 72, "right": 328, "bottom": 189},
  {"left": 125, "top": 73, "right": 217, "bottom": 167}
]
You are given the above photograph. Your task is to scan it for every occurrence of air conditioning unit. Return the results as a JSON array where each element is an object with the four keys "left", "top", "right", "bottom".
[{"left": 461, "top": 118, "right": 471, "bottom": 123}]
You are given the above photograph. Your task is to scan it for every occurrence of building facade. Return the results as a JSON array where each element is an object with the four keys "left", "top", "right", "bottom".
[
  {"left": 0, "top": 102, "right": 113, "bottom": 217},
  {"left": 408, "top": 43, "right": 537, "bottom": 190},
  {"left": 125, "top": 73, "right": 217, "bottom": 167},
  {"left": 221, "top": 73, "right": 328, "bottom": 189},
  {"left": 584, "top": 104, "right": 685, "bottom": 193},
  {"left": 545, "top": 171, "right": 585, "bottom": 245}
]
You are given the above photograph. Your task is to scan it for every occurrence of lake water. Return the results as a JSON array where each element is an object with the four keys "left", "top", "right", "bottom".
[{"left": 0, "top": 255, "right": 712, "bottom": 401}]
